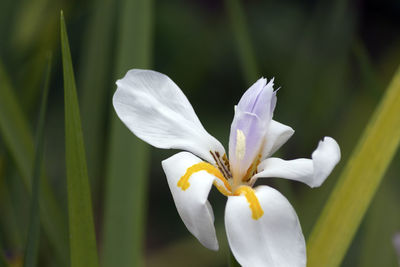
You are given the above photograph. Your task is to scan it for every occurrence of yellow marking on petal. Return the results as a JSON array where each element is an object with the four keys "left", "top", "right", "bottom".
[
  {"left": 235, "top": 129, "right": 246, "bottom": 160},
  {"left": 178, "top": 162, "right": 231, "bottom": 193},
  {"left": 234, "top": 186, "right": 264, "bottom": 220}
]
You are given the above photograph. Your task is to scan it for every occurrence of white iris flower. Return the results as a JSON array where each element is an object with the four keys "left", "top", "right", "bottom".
[{"left": 113, "top": 69, "right": 341, "bottom": 267}]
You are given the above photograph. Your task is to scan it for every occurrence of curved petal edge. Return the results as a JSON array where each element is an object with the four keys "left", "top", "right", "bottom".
[
  {"left": 262, "top": 120, "right": 295, "bottom": 158},
  {"left": 162, "top": 151, "right": 219, "bottom": 250},
  {"left": 225, "top": 186, "right": 306, "bottom": 267},
  {"left": 113, "top": 69, "right": 225, "bottom": 163},
  {"left": 254, "top": 136, "right": 341, "bottom": 187}
]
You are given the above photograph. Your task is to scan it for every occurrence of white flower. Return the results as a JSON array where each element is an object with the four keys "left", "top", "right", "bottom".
[{"left": 113, "top": 69, "right": 341, "bottom": 267}]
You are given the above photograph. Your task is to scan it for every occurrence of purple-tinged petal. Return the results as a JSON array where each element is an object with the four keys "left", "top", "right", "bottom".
[
  {"left": 237, "top": 78, "right": 276, "bottom": 124},
  {"left": 229, "top": 111, "right": 265, "bottom": 182},
  {"left": 229, "top": 78, "right": 277, "bottom": 182},
  {"left": 237, "top": 78, "right": 267, "bottom": 112}
]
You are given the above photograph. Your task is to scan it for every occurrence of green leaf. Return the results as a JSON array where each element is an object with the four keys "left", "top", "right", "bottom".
[
  {"left": 78, "top": 0, "right": 117, "bottom": 198},
  {"left": 60, "top": 11, "right": 99, "bottom": 267},
  {"left": 23, "top": 53, "right": 51, "bottom": 267},
  {"left": 354, "top": 40, "right": 400, "bottom": 267},
  {"left": 307, "top": 63, "right": 400, "bottom": 267},
  {"left": 12, "top": 0, "right": 49, "bottom": 50},
  {"left": 0, "top": 60, "right": 68, "bottom": 263},
  {"left": 0, "top": 62, "right": 33, "bottom": 180},
  {"left": 102, "top": 0, "right": 153, "bottom": 266},
  {"left": 0, "top": 170, "right": 23, "bottom": 250},
  {"left": 224, "top": 0, "right": 259, "bottom": 84}
]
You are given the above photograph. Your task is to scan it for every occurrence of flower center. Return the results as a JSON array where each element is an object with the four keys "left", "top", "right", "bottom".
[{"left": 177, "top": 161, "right": 264, "bottom": 220}]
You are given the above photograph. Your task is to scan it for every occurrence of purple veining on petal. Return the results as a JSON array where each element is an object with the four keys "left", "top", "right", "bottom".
[{"left": 229, "top": 78, "right": 277, "bottom": 183}]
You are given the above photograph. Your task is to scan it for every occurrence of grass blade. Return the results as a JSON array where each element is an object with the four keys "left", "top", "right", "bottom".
[
  {"left": 60, "top": 11, "right": 99, "bottom": 267},
  {"left": 23, "top": 53, "right": 51, "bottom": 267},
  {"left": 307, "top": 64, "right": 400, "bottom": 267},
  {"left": 0, "top": 60, "right": 68, "bottom": 263},
  {"left": 78, "top": 0, "right": 117, "bottom": 195},
  {"left": 0, "top": 62, "right": 33, "bottom": 180},
  {"left": 102, "top": 0, "right": 152, "bottom": 266},
  {"left": 353, "top": 41, "right": 400, "bottom": 267},
  {"left": 224, "top": 0, "right": 258, "bottom": 83},
  {"left": 0, "top": 170, "right": 23, "bottom": 250}
]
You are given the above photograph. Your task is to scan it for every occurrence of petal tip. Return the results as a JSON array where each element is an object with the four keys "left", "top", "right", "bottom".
[
  {"left": 206, "top": 240, "right": 219, "bottom": 251},
  {"left": 319, "top": 136, "right": 341, "bottom": 162},
  {"left": 310, "top": 136, "right": 341, "bottom": 187}
]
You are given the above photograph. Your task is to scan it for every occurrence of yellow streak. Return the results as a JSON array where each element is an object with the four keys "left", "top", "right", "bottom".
[
  {"left": 213, "top": 180, "right": 231, "bottom": 196},
  {"left": 177, "top": 162, "right": 232, "bottom": 194},
  {"left": 235, "top": 129, "right": 246, "bottom": 160},
  {"left": 234, "top": 186, "right": 264, "bottom": 220}
]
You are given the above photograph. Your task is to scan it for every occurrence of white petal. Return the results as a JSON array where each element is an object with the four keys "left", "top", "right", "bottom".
[
  {"left": 113, "top": 69, "right": 225, "bottom": 163},
  {"left": 254, "top": 137, "right": 341, "bottom": 187},
  {"left": 263, "top": 120, "right": 294, "bottom": 158},
  {"left": 225, "top": 186, "right": 306, "bottom": 267},
  {"left": 162, "top": 152, "right": 219, "bottom": 250}
]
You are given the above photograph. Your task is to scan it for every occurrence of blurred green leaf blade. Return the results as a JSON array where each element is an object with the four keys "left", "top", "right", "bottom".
[
  {"left": 102, "top": 0, "right": 153, "bottom": 266},
  {"left": 0, "top": 62, "right": 33, "bottom": 179},
  {"left": 23, "top": 54, "right": 52, "bottom": 267},
  {"left": 0, "top": 60, "right": 68, "bottom": 263},
  {"left": 60, "top": 11, "right": 99, "bottom": 267},
  {"left": 224, "top": 0, "right": 258, "bottom": 83},
  {"left": 78, "top": 0, "right": 117, "bottom": 197},
  {"left": 307, "top": 63, "right": 400, "bottom": 267}
]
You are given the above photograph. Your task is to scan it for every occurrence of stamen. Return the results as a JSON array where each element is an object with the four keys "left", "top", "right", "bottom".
[
  {"left": 235, "top": 129, "right": 246, "bottom": 160},
  {"left": 178, "top": 162, "right": 231, "bottom": 195},
  {"left": 234, "top": 186, "right": 264, "bottom": 220},
  {"left": 222, "top": 153, "right": 230, "bottom": 170},
  {"left": 242, "top": 153, "right": 262, "bottom": 182},
  {"left": 210, "top": 151, "right": 232, "bottom": 179},
  {"left": 242, "top": 138, "right": 265, "bottom": 182}
]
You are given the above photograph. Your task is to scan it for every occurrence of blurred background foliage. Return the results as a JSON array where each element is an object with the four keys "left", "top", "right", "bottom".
[{"left": 0, "top": 0, "right": 400, "bottom": 266}]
